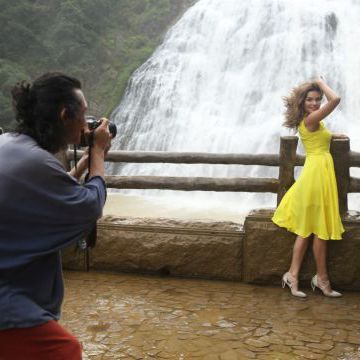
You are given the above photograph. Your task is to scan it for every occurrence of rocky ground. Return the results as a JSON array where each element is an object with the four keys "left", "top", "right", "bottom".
[{"left": 62, "top": 271, "right": 360, "bottom": 359}]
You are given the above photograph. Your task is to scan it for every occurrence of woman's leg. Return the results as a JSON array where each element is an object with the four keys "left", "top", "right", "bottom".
[
  {"left": 312, "top": 235, "right": 328, "bottom": 280},
  {"left": 311, "top": 235, "right": 341, "bottom": 296},
  {"left": 282, "top": 235, "right": 311, "bottom": 297},
  {"left": 289, "top": 235, "right": 311, "bottom": 278}
]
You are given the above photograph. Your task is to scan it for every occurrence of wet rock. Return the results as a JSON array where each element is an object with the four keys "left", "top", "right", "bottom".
[
  {"left": 244, "top": 338, "right": 270, "bottom": 348},
  {"left": 254, "top": 328, "right": 270, "bottom": 337},
  {"left": 307, "top": 342, "right": 334, "bottom": 351},
  {"left": 63, "top": 216, "right": 244, "bottom": 281},
  {"left": 269, "top": 344, "right": 292, "bottom": 353},
  {"left": 61, "top": 271, "right": 360, "bottom": 359},
  {"left": 293, "top": 349, "right": 325, "bottom": 359},
  {"left": 242, "top": 209, "right": 360, "bottom": 290},
  {"left": 206, "top": 355, "right": 219, "bottom": 360},
  {"left": 347, "top": 336, "right": 360, "bottom": 345},
  {"left": 219, "top": 350, "right": 238, "bottom": 360},
  {"left": 235, "top": 348, "right": 256, "bottom": 358},
  {"left": 296, "top": 335, "right": 320, "bottom": 343},
  {"left": 260, "top": 335, "right": 284, "bottom": 345},
  {"left": 284, "top": 339, "right": 304, "bottom": 346}
]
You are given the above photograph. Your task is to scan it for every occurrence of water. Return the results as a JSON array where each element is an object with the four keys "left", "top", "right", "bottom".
[{"left": 109, "top": 0, "right": 360, "bottom": 216}]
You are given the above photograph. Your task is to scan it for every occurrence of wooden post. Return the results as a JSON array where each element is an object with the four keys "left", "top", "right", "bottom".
[
  {"left": 330, "top": 138, "right": 350, "bottom": 215},
  {"left": 277, "top": 136, "right": 298, "bottom": 205}
]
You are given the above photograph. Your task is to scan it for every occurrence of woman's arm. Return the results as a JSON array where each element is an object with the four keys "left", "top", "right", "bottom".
[{"left": 305, "top": 77, "right": 341, "bottom": 131}]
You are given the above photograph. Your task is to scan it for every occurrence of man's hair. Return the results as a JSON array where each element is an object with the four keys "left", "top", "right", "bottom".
[{"left": 11, "top": 72, "right": 82, "bottom": 153}]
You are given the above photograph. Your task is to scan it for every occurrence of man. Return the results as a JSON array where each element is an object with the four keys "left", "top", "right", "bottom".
[{"left": 0, "top": 73, "right": 111, "bottom": 359}]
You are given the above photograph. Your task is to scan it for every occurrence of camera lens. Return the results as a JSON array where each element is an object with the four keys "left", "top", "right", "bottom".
[{"left": 108, "top": 122, "right": 117, "bottom": 138}]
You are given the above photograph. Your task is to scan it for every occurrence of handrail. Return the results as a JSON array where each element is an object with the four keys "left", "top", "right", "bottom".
[
  {"left": 68, "top": 149, "right": 306, "bottom": 166},
  {"left": 105, "top": 175, "right": 279, "bottom": 192},
  {"left": 64, "top": 136, "right": 353, "bottom": 214}
]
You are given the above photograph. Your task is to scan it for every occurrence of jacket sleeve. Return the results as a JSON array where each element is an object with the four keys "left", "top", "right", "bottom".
[{"left": 0, "top": 152, "right": 107, "bottom": 269}]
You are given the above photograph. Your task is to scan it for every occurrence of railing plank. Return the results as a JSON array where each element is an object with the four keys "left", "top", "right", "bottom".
[
  {"left": 294, "top": 154, "right": 305, "bottom": 166},
  {"left": 68, "top": 150, "right": 280, "bottom": 166},
  {"left": 349, "top": 151, "right": 360, "bottom": 167},
  {"left": 105, "top": 175, "right": 279, "bottom": 192},
  {"left": 67, "top": 150, "right": 307, "bottom": 166},
  {"left": 349, "top": 177, "right": 360, "bottom": 192}
]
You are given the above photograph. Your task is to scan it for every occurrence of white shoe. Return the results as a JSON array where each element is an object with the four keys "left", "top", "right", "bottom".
[
  {"left": 311, "top": 275, "right": 342, "bottom": 297},
  {"left": 282, "top": 272, "right": 307, "bottom": 298}
]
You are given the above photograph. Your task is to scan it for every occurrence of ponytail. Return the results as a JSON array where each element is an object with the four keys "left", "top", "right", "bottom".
[{"left": 11, "top": 81, "right": 36, "bottom": 129}]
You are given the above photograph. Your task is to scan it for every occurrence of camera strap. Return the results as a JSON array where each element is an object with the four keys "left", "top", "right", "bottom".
[
  {"left": 73, "top": 144, "right": 78, "bottom": 171},
  {"left": 73, "top": 134, "right": 97, "bottom": 272},
  {"left": 84, "top": 132, "right": 97, "bottom": 271}
]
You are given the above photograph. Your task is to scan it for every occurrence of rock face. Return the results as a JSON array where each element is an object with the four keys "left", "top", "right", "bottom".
[
  {"left": 243, "top": 209, "right": 295, "bottom": 285},
  {"left": 243, "top": 209, "right": 360, "bottom": 290},
  {"left": 62, "top": 215, "right": 244, "bottom": 280},
  {"left": 62, "top": 210, "right": 360, "bottom": 290}
]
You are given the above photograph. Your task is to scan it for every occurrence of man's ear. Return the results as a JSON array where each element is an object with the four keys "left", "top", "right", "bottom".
[{"left": 60, "top": 107, "right": 68, "bottom": 124}]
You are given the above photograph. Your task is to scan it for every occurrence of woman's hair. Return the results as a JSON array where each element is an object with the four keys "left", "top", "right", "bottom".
[
  {"left": 11, "top": 72, "right": 82, "bottom": 153},
  {"left": 282, "top": 82, "right": 323, "bottom": 129}
]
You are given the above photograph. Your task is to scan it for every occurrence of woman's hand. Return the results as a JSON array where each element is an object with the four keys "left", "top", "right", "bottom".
[{"left": 316, "top": 75, "right": 326, "bottom": 84}]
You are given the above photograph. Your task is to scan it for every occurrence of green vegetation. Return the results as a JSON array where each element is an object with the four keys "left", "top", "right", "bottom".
[{"left": 0, "top": 0, "right": 195, "bottom": 129}]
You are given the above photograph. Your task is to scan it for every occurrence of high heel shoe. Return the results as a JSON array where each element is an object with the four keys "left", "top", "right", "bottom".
[
  {"left": 311, "top": 275, "right": 342, "bottom": 297},
  {"left": 282, "top": 272, "right": 307, "bottom": 298}
]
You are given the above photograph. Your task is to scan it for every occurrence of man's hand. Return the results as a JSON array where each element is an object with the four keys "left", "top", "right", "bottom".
[{"left": 93, "top": 118, "right": 111, "bottom": 152}]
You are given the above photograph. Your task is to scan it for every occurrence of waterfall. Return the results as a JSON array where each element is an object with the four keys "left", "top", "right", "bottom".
[{"left": 110, "top": 0, "right": 360, "bottom": 215}]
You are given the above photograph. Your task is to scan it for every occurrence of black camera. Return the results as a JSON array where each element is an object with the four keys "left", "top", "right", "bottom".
[{"left": 79, "top": 115, "right": 117, "bottom": 147}]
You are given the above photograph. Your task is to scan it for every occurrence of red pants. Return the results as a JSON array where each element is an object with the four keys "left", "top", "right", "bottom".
[{"left": 0, "top": 320, "right": 82, "bottom": 360}]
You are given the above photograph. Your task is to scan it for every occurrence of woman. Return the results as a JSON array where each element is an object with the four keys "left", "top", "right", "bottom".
[
  {"left": 0, "top": 73, "right": 111, "bottom": 359},
  {"left": 272, "top": 77, "right": 345, "bottom": 298}
]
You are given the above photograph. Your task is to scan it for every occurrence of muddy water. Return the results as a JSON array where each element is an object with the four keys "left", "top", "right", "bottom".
[
  {"left": 62, "top": 271, "right": 360, "bottom": 359},
  {"left": 103, "top": 193, "right": 248, "bottom": 223}
]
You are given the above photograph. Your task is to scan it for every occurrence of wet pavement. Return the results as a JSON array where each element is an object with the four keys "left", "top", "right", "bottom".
[{"left": 62, "top": 271, "right": 360, "bottom": 360}]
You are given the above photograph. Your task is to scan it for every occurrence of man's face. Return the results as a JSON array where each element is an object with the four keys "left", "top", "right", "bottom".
[{"left": 62, "top": 89, "right": 88, "bottom": 145}]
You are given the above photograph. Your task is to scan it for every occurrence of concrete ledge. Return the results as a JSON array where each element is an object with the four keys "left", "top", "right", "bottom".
[
  {"left": 62, "top": 215, "right": 244, "bottom": 280},
  {"left": 62, "top": 210, "right": 360, "bottom": 290},
  {"left": 243, "top": 209, "right": 360, "bottom": 290}
]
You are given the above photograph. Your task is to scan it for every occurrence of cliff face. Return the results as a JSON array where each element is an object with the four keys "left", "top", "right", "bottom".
[{"left": 0, "top": 0, "right": 196, "bottom": 129}]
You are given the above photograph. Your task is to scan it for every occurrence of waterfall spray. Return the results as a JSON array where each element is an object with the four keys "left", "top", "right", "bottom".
[{"left": 110, "top": 0, "right": 360, "bottom": 215}]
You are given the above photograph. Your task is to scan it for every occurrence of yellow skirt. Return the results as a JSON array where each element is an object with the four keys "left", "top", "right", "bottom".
[{"left": 272, "top": 153, "right": 344, "bottom": 240}]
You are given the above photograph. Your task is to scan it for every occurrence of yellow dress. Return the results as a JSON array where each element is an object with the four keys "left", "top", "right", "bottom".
[{"left": 272, "top": 119, "right": 344, "bottom": 240}]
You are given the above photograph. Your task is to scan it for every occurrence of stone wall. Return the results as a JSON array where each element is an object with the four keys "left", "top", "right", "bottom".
[
  {"left": 62, "top": 210, "right": 360, "bottom": 290},
  {"left": 62, "top": 215, "right": 244, "bottom": 281},
  {"left": 243, "top": 209, "right": 360, "bottom": 290}
]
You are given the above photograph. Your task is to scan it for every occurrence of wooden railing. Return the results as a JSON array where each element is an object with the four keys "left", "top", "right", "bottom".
[{"left": 68, "top": 136, "right": 359, "bottom": 214}]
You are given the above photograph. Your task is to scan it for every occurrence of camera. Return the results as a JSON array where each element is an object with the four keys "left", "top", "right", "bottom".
[{"left": 80, "top": 115, "right": 117, "bottom": 147}]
